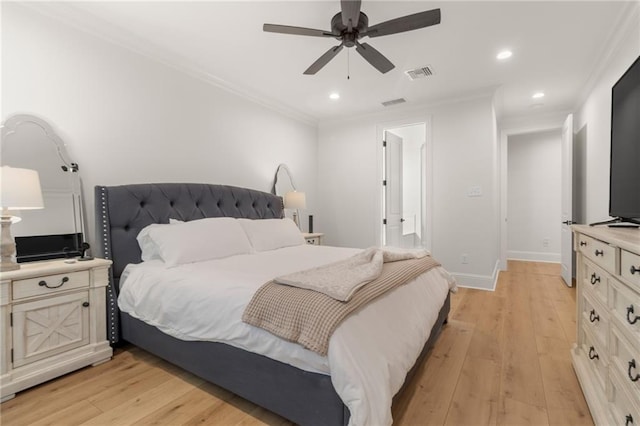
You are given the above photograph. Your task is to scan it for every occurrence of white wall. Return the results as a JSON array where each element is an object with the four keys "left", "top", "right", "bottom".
[
  {"left": 507, "top": 130, "right": 562, "bottom": 262},
  {"left": 318, "top": 95, "right": 500, "bottom": 289},
  {"left": 1, "top": 4, "right": 318, "bottom": 249},
  {"left": 574, "top": 6, "right": 640, "bottom": 224}
]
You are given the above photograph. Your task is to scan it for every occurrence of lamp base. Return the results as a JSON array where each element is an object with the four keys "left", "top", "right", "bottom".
[
  {"left": 0, "top": 215, "right": 20, "bottom": 272},
  {"left": 292, "top": 212, "right": 301, "bottom": 230}
]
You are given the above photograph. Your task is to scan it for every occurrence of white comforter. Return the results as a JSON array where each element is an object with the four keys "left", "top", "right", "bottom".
[{"left": 118, "top": 245, "right": 456, "bottom": 426}]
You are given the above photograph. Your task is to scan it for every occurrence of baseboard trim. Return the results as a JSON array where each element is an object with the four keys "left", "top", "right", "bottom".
[
  {"left": 452, "top": 260, "right": 500, "bottom": 291},
  {"left": 507, "top": 250, "right": 560, "bottom": 263}
]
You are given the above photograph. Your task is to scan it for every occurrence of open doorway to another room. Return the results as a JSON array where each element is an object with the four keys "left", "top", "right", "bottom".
[{"left": 382, "top": 123, "right": 428, "bottom": 249}]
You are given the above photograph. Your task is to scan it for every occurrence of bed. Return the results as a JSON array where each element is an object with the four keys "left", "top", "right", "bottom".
[{"left": 95, "top": 183, "right": 454, "bottom": 426}]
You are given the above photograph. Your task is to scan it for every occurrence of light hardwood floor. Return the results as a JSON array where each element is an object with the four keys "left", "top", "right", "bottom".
[{"left": 1, "top": 261, "right": 593, "bottom": 425}]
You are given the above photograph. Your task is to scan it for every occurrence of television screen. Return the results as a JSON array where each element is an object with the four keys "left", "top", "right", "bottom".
[{"left": 610, "top": 55, "right": 640, "bottom": 220}]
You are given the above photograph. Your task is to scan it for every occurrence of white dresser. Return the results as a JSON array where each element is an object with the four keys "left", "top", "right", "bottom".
[
  {"left": 0, "top": 258, "right": 113, "bottom": 402},
  {"left": 572, "top": 225, "right": 640, "bottom": 425}
]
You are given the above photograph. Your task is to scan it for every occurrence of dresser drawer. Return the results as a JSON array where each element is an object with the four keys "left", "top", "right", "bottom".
[
  {"left": 582, "top": 292, "right": 609, "bottom": 349},
  {"left": 583, "top": 259, "right": 609, "bottom": 307},
  {"left": 609, "top": 368, "right": 640, "bottom": 426},
  {"left": 579, "top": 234, "right": 617, "bottom": 273},
  {"left": 610, "top": 325, "right": 640, "bottom": 401},
  {"left": 12, "top": 271, "right": 89, "bottom": 300},
  {"left": 610, "top": 280, "right": 640, "bottom": 341},
  {"left": 580, "top": 326, "right": 608, "bottom": 394},
  {"left": 622, "top": 249, "right": 640, "bottom": 290}
]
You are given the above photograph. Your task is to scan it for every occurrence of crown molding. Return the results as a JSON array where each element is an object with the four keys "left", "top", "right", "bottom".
[{"left": 19, "top": 2, "right": 318, "bottom": 127}]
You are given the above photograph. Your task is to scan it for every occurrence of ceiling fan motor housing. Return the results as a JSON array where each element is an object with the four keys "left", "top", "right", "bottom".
[{"left": 331, "top": 12, "right": 368, "bottom": 47}]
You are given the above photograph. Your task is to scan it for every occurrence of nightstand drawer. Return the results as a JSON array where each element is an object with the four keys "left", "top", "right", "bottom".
[
  {"left": 306, "top": 237, "right": 320, "bottom": 245},
  {"left": 622, "top": 249, "right": 640, "bottom": 289},
  {"left": 12, "top": 271, "right": 89, "bottom": 300},
  {"left": 579, "top": 234, "right": 617, "bottom": 273}
]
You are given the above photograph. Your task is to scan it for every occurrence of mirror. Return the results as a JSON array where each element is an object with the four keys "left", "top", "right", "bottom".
[
  {"left": 1, "top": 114, "right": 85, "bottom": 261},
  {"left": 272, "top": 164, "right": 297, "bottom": 222},
  {"left": 272, "top": 163, "right": 296, "bottom": 196}
]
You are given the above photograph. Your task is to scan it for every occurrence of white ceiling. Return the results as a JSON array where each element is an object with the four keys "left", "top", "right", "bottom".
[{"left": 32, "top": 1, "right": 636, "bottom": 124}]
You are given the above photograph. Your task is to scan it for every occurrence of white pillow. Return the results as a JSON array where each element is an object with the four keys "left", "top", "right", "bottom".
[
  {"left": 137, "top": 223, "right": 168, "bottom": 262},
  {"left": 239, "top": 218, "right": 305, "bottom": 252},
  {"left": 144, "top": 217, "right": 252, "bottom": 267}
]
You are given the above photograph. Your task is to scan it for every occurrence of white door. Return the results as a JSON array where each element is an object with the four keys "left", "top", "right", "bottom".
[
  {"left": 561, "top": 114, "right": 574, "bottom": 287},
  {"left": 385, "top": 131, "right": 403, "bottom": 247}
]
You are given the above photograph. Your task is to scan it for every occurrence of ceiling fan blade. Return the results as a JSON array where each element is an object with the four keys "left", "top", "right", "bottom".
[
  {"left": 341, "top": 0, "right": 361, "bottom": 29},
  {"left": 304, "top": 44, "right": 344, "bottom": 75},
  {"left": 365, "top": 8, "right": 441, "bottom": 38},
  {"left": 355, "top": 42, "right": 394, "bottom": 74},
  {"left": 263, "top": 24, "right": 336, "bottom": 38}
]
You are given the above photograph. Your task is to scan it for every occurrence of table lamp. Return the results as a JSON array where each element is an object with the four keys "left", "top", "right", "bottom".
[
  {"left": 284, "top": 191, "right": 306, "bottom": 230},
  {"left": 0, "top": 166, "right": 44, "bottom": 271}
]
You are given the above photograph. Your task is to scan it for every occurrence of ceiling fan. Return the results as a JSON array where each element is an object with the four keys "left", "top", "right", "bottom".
[{"left": 263, "top": 0, "right": 441, "bottom": 75}]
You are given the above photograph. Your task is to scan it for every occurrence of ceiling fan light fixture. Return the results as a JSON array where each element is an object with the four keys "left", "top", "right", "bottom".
[{"left": 496, "top": 50, "right": 513, "bottom": 60}]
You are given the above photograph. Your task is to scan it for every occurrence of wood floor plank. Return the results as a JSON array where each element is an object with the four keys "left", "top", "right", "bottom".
[{"left": 1, "top": 261, "right": 594, "bottom": 426}]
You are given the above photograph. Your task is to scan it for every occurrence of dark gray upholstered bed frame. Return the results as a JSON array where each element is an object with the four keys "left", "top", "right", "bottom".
[{"left": 95, "top": 183, "right": 450, "bottom": 426}]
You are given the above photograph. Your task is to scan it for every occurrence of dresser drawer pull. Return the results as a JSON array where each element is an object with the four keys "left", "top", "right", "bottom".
[
  {"left": 594, "top": 249, "right": 604, "bottom": 257},
  {"left": 38, "top": 276, "right": 70, "bottom": 289},
  {"left": 628, "top": 305, "right": 640, "bottom": 325},
  {"left": 590, "top": 273, "right": 601, "bottom": 285},
  {"left": 631, "top": 265, "right": 640, "bottom": 275},
  {"left": 588, "top": 346, "right": 599, "bottom": 360},
  {"left": 629, "top": 359, "right": 640, "bottom": 382},
  {"left": 589, "top": 309, "right": 600, "bottom": 323},
  {"left": 627, "top": 414, "right": 634, "bottom": 426},
  {"left": 82, "top": 301, "right": 90, "bottom": 308},
  {"left": 580, "top": 241, "right": 587, "bottom": 247}
]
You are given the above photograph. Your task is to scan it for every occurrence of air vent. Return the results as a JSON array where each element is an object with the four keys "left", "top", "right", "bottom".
[
  {"left": 381, "top": 98, "right": 407, "bottom": 107},
  {"left": 405, "top": 66, "right": 434, "bottom": 80}
]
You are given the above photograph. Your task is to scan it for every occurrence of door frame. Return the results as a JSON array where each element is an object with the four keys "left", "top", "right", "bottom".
[
  {"left": 499, "top": 115, "right": 568, "bottom": 271},
  {"left": 376, "top": 116, "right": 433, "bottom": 252}
]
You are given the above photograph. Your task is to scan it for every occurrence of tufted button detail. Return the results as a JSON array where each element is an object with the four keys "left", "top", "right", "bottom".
[
  {"left": 140, "top": 202, "right": 145, "bottom": 208},
  {"left": 124, "top": 224, "right": 130, "bottom": 231},
  {"left": 169, "top": 201, "right": 174, "bottom": 207},
  {"left": 235, "top": 202, "right": 240, "bottom": 208}
]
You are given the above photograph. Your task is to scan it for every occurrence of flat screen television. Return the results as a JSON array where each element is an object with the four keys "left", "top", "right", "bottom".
[{"left": 602, "top": 55, "right": 640, "bottom": 225}]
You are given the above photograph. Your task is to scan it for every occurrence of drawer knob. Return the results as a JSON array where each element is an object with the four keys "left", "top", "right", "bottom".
[
  {"left": 589, "top": 309, "right": 600, "bottom": 323},
  {"left": 580, "top": 241, "right": 587, "bottom": 247},
  {"left": 38, "top": 276, "right": 70, "bottom": 289},
  {"left": 631, "top": 265, "right": 640, "bottom": 275},
  {"left": 627, "top": 305, "right": 640, "bottom": 325},
  {"left": 626, "top": 414, "right": 634, "bottom": 426},
  {"left": 628, "top": 359, "right": 639, "bottom": 382},
  {"left": 588, "top": 346, "right": 599, "bottom": 360},
  {"left": 590, "top": 273, "right": 601, "bottom": 285},
  {"left": 594, "top": 249, "right": 604, "bottom": 257}
]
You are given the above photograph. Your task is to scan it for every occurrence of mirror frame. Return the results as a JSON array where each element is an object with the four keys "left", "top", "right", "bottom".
[
  {"left": 271, "top": 163, "right": 297, "bottom": 196},
  {"left": 1, "top": 114, "right": 85, "bottom": 262}
]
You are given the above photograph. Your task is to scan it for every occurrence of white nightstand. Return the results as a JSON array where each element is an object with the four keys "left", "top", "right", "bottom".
[
  {"left": 0, "top": 258, "right": 113, "bottom": 402},
  {"left": 303, "top": 233, "right": 324, "bottom": 246}
]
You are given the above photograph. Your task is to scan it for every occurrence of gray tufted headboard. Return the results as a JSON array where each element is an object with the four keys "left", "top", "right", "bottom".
[{"left": 95, "top": 183, "right": 284, "bottom": 344}]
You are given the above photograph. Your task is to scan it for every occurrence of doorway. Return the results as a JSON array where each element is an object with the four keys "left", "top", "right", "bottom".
[{"left": 382, "top": 123, "right": 427, "bottom": 249}]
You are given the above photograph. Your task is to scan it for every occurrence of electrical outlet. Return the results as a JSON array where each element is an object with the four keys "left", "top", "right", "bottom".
[
  {"left": 543, "top": 238, "right": 550, "bottom": 248},
  {"left": 461, "top": 253, "right": 469, "bottom": 264}
]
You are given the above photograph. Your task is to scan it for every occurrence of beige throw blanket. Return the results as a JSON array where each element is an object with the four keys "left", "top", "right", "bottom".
[
  {"left": 274, "top": 247, "right": 429, "bottom": 301},
  {"left": 242, "top": 253, "right": 441, "bottom": 355}
]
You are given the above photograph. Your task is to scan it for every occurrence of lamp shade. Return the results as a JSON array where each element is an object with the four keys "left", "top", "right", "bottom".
[
  {"left": 0, "top": 166, "right": 44, "bottom": 210},
  {"left": 284, "top": 191, "right": 306, "bottom": 210}
]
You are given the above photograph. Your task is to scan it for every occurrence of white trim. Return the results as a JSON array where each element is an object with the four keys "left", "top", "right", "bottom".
[
  {"left": 21, "top": 2, "right": 317, "bottom": 127},
  {"left": 452, "top": 260, "right": 500, "bottom": 291},
  {"left": 507, "top": 251, "right": 561, "bottom": 263}
]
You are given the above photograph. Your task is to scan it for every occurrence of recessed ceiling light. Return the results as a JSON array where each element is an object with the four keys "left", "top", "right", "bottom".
[
  {"left": 329, "top": 93, "right": 340, "bottom": 100},
  {"left": 532, "top": 92, "right": 545, "bottom": 99},
  {"left": 496, "top": 50, "right": 512, "bottom": 60}
]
